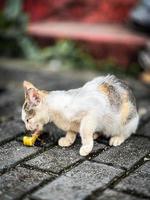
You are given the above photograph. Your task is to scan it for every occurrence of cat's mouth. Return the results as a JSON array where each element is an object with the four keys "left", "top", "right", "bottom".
[
  {"left": 26, "top": 128, "right": 39, "bottom": 136},
  {"left": 25, "top": 124, "right": 33, "bottom": 131},
  {"left": 26, "top": 123, "right": 40, "bottom": 131}
]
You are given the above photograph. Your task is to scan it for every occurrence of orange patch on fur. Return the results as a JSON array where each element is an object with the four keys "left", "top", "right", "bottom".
[{"left": 99, "top": 84, "right": 109, "bottom": 94}]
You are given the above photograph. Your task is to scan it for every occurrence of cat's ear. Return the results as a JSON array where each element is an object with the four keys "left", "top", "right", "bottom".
[
  {"left": 23, "top": 81, "right": 41, "bottom": 106},
  {"left": 23, "top": 81, "right": 36, "bottom": 90}
]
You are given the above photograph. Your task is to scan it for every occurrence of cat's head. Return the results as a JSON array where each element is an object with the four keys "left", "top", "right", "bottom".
[{"left": 22, "top": 81, "right": 49, "bottom": 131}]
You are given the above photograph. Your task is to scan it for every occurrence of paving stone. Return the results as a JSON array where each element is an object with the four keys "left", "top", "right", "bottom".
[
  {"left": 93, "top": 136, "right": 150, "bottom": 169},
  {"left": 141, "top": 110, "right": 150, "bottom": 124},
  {"left": 32, "top": 161, "right": 124, "bottom": 200},
  {"left": 138, "top": 120, "right": 150, "bottom": 138},
  {"left": 0, "top": 120, "right": 25, "bottom": 144},
  {"left": 115, "top": 161, "right": 150, "bottom": 197},
  {"left": 137, "top": 97, "right": 150, "bottom": 127},
  {"left": 138, "top": 99, "right": 150, "bottom": 111},
  {"left": 25, "top": 141, "right": 107, "bottom": 173},
  {"left": 126, "top": 78, "right": 150, "bottom": 100},
  {"left": 0, "top": 90, "right": 22, "bottom": 107},
  {"left": 22, "top": 198, "right": 30, "bottom": 200},
  {"left": 0, "top": 103, "right": 21, "bottom": 122},
  {"left": 0, "top": 66, "right": 85, "bottom": 91},
  {"left": 0, "top": 90, "right": 23, "bottom": 121},
  {"left": 0, "top": 166, "right": 52, "bottom": 200},
  {"left": 0, "top": 141, "right": 39, "bottom": 172},
  {"left": 95, "top": 189, "right": 147, "bottom": 200},
  {"left": 1, "top": 64, "right": 150, "bottom": 200}
]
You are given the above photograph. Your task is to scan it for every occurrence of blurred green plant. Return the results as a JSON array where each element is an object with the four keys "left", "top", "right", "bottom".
[
  {"left": 38, "top": 40, "right": 97, "bottom": 69},
  {"left": 0, "top": 1, "right": 97, "bottom": 67},
  {"left": 96, "top": 58, "right": 141, "bottom": 78},
  {"left": 43, "top": 40, "right": 141, "bottom": 77},
  {"left": 0, "top": 0, "right": 40, "bottom": 58}
]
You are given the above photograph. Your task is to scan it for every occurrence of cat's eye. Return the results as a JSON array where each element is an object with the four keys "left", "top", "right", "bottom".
[{"left": 28, "top": 109, "right": 34, "bottom": 115}]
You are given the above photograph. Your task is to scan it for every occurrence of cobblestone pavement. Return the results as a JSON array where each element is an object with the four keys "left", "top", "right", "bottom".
[{"left": 0, "top": 66, "right": 150, "bottom": 200}]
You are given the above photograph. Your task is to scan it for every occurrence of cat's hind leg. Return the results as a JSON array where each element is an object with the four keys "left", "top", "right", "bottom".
[
  {"left": 109, "top": 115, "right": 139, "bottom": 146},
  {"left": 109, "top": 135, "right": 125, "bottom": 146},
  {"left": 58, "top": 131, "right": 76, "bottom": 147}
]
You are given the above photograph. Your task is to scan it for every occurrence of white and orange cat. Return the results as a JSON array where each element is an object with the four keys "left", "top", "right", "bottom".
[{"left": 22, "top": 75, "right": 139, "bottom": 156}]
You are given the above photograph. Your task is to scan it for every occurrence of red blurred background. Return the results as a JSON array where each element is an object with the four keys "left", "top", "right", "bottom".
[{"left": 24, "top": 0, "right": 137, "bottom": 23}]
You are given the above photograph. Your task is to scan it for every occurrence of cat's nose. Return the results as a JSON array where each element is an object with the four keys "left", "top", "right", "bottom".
[{"left": 26, "top": 123, "right": 32, "bottom": 131}]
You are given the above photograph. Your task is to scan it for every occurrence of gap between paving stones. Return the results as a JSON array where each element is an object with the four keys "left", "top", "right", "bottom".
[
  {"left": 0, "top": 141, "right": 56, "bottom": 175},
  {"left": 0, "top": 122, "right": 63, "bottom": 175},
  {"left": 93, "top": 135, "right": 150, "bottom": 170},
  {"left": 24, "top": 157, "right": 149, "bottom": 200},
  {"left": 90, "top": 160, "right": 127, "bottom": 171},
  {"left": 0, "top": 137, "right": 107, "bottom": 180},
  {"left": 0, "top": 65, "right": 150, "bottom": 200},
  {"left": 114, "top": 161, "right": 150, "bottom": 199},
  {"left": 5, "top": 140, "right": 150, "bottom": 200},
  {"left": 91, "top": 190, "right": 149, "bottom": 200},
  {"left": 20, "top": 161, "right": 86, "bottom": 200},
  {"left": 20, "top": 148, "right": 125, "bottom": 200},
  {"left": 0, "top": 122, "right": 148, "bottom": 174},
  {"left": 84, "top": 167, "right": 149, "bottom": 200},
  {"left": 19, "top": 146, "right": 110, "bottom": 199},
  {"left": 18, "top": 177, "right": 56, "bottom": 200},
  {"left": 109, "top": 155, "right": 150, "bottom": 197},
  {"left": 0, "top": 166, "right": 56, "bottom": 200},
  {"left": 0, "top": 127, "right": 148, "bottom": 171},
  {"left": 82, "top": 151, "right": 150, "bottom": 200},
  {"left": 0, "top": 122, "right": 107, "bottom": 177},
  {"left": 84, "top": 174, "right": 127, "bottom": 200},
  {"left": 20, "top": 155, "right": 103, "bottom": 199},
  {"left": 22, "top": 155, "right": 85, "bottom": 176},
  {"left": 112, "top": 188, "right": 150, "bottom": 200},
  {"left": 1, "top": 132, "right": 149, "bottom": 197},
  {"left": 22, "top": 144, "right": 109, "bottom": 175},
  {"left": 17, "top": 177, "right": 56, "bottom": 200},
  {"left": 88, "top": 189, "right": 149, "bottom": 200},
  {"left": 30, "top": 161, "right": 125, "bottom": 200}
]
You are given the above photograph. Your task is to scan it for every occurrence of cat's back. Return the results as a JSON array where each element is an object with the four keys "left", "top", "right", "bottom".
[
  {"left": 81, "top": 75, "right": 137, "bottom": 109},
  {"left": 64, "top": 75, "right": 136, "bottom": 111},
  {"left": 82, "top": 75, "right": 132, "bottom": 94}
]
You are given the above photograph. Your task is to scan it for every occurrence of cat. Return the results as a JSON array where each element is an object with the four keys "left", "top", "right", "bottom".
[{"left": 22, "top": 75, "right": 139, "bottom": 156}]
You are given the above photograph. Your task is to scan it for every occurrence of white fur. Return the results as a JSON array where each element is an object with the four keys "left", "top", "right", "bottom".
[{"left": 22, "top": 75, "right": 139, "bottom": 156}]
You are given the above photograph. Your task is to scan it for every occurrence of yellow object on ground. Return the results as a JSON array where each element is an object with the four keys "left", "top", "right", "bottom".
[
  {"left": 23, "top": 130, "right": 41, "bottom": 146},
  {"left": 23, "top": 135, "right": 38, "bottom": 146}
]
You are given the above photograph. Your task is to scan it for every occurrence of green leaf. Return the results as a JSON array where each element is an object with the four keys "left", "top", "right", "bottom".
[{"left": 4, "top": 0, "right": 23, "bottom": 20}]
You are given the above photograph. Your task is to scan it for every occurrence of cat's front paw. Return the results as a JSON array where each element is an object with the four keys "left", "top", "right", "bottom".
[
  {"left": 79, "top": 145, "right": 93, "bottom": 156},
  {"left": 109, "top": 135, "right": 125, "bottom": 146},
  {"left": 58, "top": 137, "right": 72, "bottom": 147}
]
